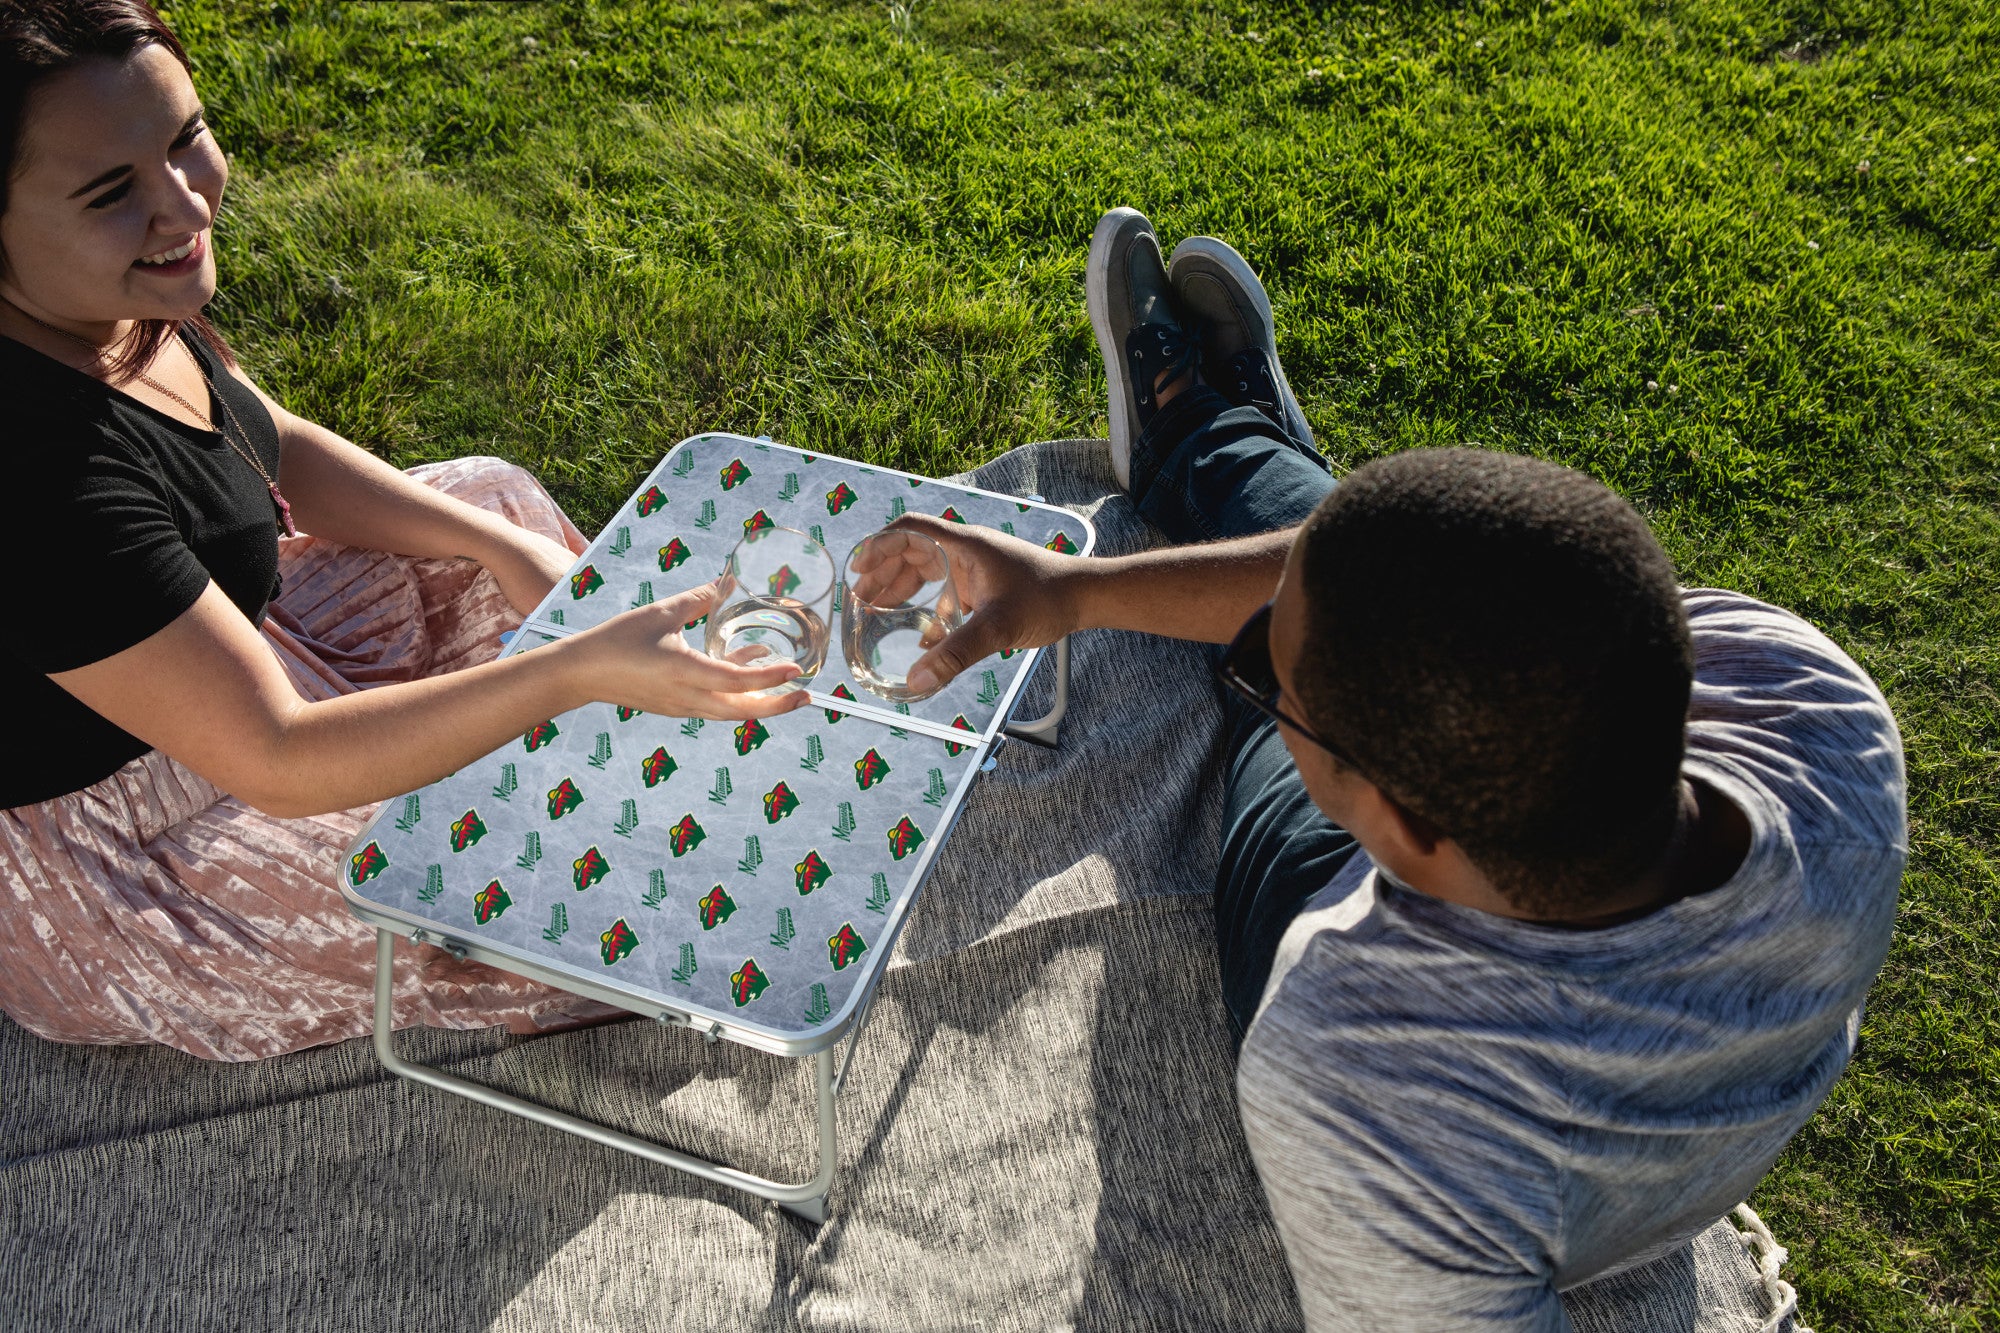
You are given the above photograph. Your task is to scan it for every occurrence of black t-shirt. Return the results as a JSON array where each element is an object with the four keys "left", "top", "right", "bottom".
[{"left": 1, "top": 329, "right": 285, "bottom": 807}]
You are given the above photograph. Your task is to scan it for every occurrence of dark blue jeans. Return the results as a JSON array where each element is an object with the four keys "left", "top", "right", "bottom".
[{"left": 1129, "top": 387, "right": 1360, "bottom": 1048}]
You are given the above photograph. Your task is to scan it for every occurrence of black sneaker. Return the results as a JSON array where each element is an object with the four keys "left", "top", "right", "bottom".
[
  {"left": 1167, "top": 236, "right": 1319, "bottom": 457},
  {"left": 1086, "top": 207, "right": 1198, "bottom": 489}
]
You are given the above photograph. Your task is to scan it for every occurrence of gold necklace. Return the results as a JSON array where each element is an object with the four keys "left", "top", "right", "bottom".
[{"left": 10, "top": 307, "right": 296, "bottom": 537}]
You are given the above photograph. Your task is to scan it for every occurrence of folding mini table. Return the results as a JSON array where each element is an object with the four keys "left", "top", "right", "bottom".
[{"left": 340, "top": 433, "right": 1095, "bottom": 1221}]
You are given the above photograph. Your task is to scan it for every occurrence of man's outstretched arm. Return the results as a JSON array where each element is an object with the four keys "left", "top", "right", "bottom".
[{"left": 885, "top": 513, "right": 1298, "bottom": 694}]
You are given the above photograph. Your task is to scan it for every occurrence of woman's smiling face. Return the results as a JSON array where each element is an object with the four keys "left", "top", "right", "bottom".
[{"left": 0, "top": 40, "right": 225, "bottom": 332}]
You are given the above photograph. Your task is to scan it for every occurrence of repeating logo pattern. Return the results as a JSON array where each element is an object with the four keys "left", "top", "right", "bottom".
[
  {"left": 762, "top": 781, "right": 800, "bottom": 823},
  {"left": 730, "top": 958, "right": 770, "bottom": 1007},
  {"left": 449, "top": 810, "right": 486, "bottom": 852},
  {"left": 601, "top": 917, "right": 639, "bottom": 965},
  {"left": 670, "top": 814, "right": 706, "bottom": 857},
  {"left": 349, "top": 841, "right": 388, "bottom": 886},
  {"left": 547, "top": 777, "right": 584, "bottom": 820},
  {"left": 474, "top": 879, "right": 511, "bottom": 924},
  {"left": 642, "top": 747, "right": 677, "bottom": 787},
  {"left": 698, "top": 884, "right": 736, "bottom": 930},
  {"left": 572, "top": 846, "right": 610, "bottom": 891},
  {"left": 828, "top": 922, "right": 868, "bottom": 971},
  {"left": 344, "top": 434, "right": 1091, "bottom": 1038},
  {"left": 795, "top": 849, "right": 831, "bottom": 896}
]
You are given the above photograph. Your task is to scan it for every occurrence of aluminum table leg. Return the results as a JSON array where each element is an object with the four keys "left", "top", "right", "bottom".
[{"left": 370, "top": 929, "right": 835, "bottom": 1223}]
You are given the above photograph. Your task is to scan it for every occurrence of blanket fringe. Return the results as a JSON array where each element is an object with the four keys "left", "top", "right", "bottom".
[{"left": 1732, "top": 1203, "right": 1811, "bottom": 1333}]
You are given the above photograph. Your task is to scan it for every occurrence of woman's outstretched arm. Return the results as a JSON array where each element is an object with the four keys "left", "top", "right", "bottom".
[
  {"left": 50, "top": 581, "right": 807, "bottom": 818},
  {"left": 240, "top": 374, "right": 577, "bottom": 615}
]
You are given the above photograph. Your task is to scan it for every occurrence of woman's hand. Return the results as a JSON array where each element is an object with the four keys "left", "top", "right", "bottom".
[
  {"left": 478, "top": 526, "right": 583, "bottom": 618},
  {"left": 881, "top": 514, "right": 1088, "bottom": 694},
  {"left": 561, "top": 582, "right": 813, "bottom": 720}
]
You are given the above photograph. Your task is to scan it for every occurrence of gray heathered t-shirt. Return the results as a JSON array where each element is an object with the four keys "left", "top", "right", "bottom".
[{"left": 1237, "top": 590, "right": 1905, "bottom": 1331}]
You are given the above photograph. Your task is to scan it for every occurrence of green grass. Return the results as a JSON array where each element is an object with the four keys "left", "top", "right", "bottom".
[{"left": 168, "top": 0, "right": 1996, "bottom": 1324}]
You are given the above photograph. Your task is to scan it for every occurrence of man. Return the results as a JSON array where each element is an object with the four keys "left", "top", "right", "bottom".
[{"left": 891, "top": 208, "right": 1904, "bottom": 1329}]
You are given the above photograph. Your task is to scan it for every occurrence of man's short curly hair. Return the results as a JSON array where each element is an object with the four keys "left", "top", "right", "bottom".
[{"left": 1291, "top": 448, "right": 1693, "bottom": 917}]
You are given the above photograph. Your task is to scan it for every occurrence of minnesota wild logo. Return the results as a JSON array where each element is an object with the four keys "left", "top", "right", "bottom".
[
  {"left": 939, "top": 506, "right": 967, "bottom": 523},
  {"left": 570, "top": 564, "right": 604, "bottom": 598},
  {"left": 854, "top": 748, "right": 891, "bottom": 790},
  {"left": 600, "top": 917, "right": 639, "bottom": 965},
  {"left": 743, "top": 509, "right": 775, "bottom": 535},
  {"left": 642, "top": 746, "right": 677, "bottom": 787},
  {"left": 523, "top": 719, "right": 560, "bottom": 752},
  {"left": 546, "top": 777, "right": 584, "bottom": 820},
  {"left": 734, "top": 718, "right": 769, "bottom": 755},
  {"left": 887, "top": 815, "right": 925, "bottom": 861},
  {"left": 697, "top": 884, "right": 736, "bottom": 930},
  {"left": 572, "top": 845, "right": 610, "bottom": 891},
  {"left": 473, "top": 878, "right": 511, "bottom": 924},
  {"left": 719, "top": 459, "right": 751, "bottom": 490},
  {"left": 669, "top": 813, "right": 706, "bottom": 857},
  {"left": 635, "top": 485, "right": 667, "bottom": 517},
  {"left": 763, "top": 781, "right": 800, "bottom": 823},
  {"left": 730, "top": 958, "right": 771, "bottom": 1007},
  {"left": 828, "top": 922, "right": 868, "bottom": 971},
  {"left": 825, "top": 481, "right": 857, "bottom": 515},
  {"left": 1045, "top": 532, "right": 1079, "bottom": 555},
  {"left": 616, "top": 705, "right": 643, "bottom": 721},
  {"left": 795, "top": 848, "right": 831, "bottom": 896},
  {"left": 945, "top": 714, "right": 975, "bottom": 756},
  {"left": 824, "top": 683, "right": 855, "bottom": 723},
  {"left": 348, "top": 841, "right": 388, "bottom": 886},
  {"left": 449, "top": 809, "right": 486, "bottom": 852},
  {"left": 767, "top": 564, "right": 802, "bottom": 597},
  {"left": 658, "top": 537, "right": 691, "bottom": 572}
]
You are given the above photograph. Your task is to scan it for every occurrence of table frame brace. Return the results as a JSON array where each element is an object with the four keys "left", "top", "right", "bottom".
[{"left": 370, "top": 929, "right": 839, "bottom": 1224}]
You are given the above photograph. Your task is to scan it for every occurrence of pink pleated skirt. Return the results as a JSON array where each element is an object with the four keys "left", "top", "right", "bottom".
[{"left": 0, "top": 457, "right": 618, "bottom": 1061}]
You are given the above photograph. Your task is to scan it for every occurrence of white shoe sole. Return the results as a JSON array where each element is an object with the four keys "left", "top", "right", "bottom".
[
  {"left": 1168, "top": 236, "right": 1315, "bottom": 450},
  {"left": 1086, "top": 207, "right": 1149, "bottom": 490}
]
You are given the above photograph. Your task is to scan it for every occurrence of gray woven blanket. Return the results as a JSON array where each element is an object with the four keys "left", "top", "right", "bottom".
[{"left": 0, "top": 439, "right": 1789, "bottom": 1331}]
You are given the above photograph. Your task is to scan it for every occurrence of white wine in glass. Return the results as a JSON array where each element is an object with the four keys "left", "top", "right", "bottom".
[
  {"left": 706, "top": 526, "right": 836, "bottom": 694},
  {"left": 841, "top": 529, "right": 963, "bottom": 703}
]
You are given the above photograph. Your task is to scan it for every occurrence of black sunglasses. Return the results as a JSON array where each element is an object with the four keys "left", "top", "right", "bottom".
[{"left": 1213, "top": 601, "right": 1360, "bottom": 769}]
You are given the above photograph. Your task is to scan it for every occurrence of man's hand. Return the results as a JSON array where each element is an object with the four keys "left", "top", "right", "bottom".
[{"left": 884, "top": 514, "right": 1087, "bottom": 694}]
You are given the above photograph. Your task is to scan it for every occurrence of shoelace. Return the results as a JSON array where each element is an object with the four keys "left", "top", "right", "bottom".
[
  {"left": 1224, "top": 347, "right": 1281, "bottom": 411},
  {"left": 1128, "top": 319, "right": 1202, "bottom": 410}
]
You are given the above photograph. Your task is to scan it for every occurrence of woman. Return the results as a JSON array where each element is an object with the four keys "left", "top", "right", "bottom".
[{"left": 0, "top": 0, "right": 805, "bottom": 1060}]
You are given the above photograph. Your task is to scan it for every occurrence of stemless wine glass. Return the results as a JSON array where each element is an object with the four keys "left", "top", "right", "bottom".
[
  {"left": 705, "top": 526, "right": 836, "bottom": 694},
  {"left": 841, "top": 529, "right": 964, "bottom": 703}
]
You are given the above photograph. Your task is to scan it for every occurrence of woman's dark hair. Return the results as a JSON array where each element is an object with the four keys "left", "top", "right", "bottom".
[
  {"left": 1293, "top": 448, "right": 1694, "bottom": 918},
  {"left": 0, "top": 0, "right": 232, "bottom": 377}
]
